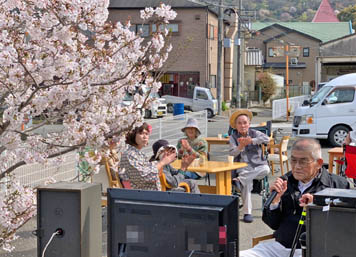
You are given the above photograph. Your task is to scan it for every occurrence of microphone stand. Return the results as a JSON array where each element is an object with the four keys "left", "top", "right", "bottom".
[{"left": 289, "top": 206, "right": 307, "bottom": 257}]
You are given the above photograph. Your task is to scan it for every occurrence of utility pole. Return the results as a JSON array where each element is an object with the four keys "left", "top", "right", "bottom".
[
  {"left": 188, "top": 0, "right": 240, "bottom": 114},
  {"left": 217, "top": 0, "right": 223, "bottom": 115},
  {"left": 235, "top": 0, "right": 242, "bottom": 108},
  {"left": 285, "top": 44, "right": 290, "bottom": 121}
]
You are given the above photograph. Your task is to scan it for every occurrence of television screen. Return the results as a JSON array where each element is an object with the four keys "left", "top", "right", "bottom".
[{"left": 107, "top": 189, "right": 239, "bottom": 257}]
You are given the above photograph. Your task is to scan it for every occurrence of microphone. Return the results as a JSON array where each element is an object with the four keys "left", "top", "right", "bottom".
[{"left": 264, "top": 175, "right": 288, "bottom": 209}]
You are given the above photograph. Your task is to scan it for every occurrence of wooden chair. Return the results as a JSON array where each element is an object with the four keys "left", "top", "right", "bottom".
[
  {"left": 267, "top": 136, "right": 290, "bottom": 176},
  {"left": 94, "top": 157, "right": 125, "bottom": 207},
  {"left": 252, "top": 234, "right": 274, "bottom": 247},
  {"left": 103, "top": 157, "right": 123, "bottom": 188},
  {"left": 159, "top": 169, "right": 191, "bottom": 193}
]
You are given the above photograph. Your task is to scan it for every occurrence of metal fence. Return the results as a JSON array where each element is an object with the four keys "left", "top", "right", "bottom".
[
  {"left": 274, "top": 85, "right": 311, "bottom": 99},
  {"left": 272, "top": 95, "right": 309, "bottom": 120},
  {"left": 9, "top": 111, "right": 208, "bottom": 188},
  {"left": 243, "top": 85, "right": 311, "bottom": 103},
  {"left": 142, "top": 110, "right": 207, "bottom": 156},
  {"left": 12, "top": 152, "right": 78, "bottom": 188}
]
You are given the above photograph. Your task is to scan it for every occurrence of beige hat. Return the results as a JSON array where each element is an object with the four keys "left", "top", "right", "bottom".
[
  {"left": 229, "top": 109, "right": 253, "bottom": 129},
  {"left": 181, "top": 118, "right": 201, "bottom": 135}
]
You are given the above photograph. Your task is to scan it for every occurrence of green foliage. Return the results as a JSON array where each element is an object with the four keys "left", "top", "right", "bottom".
[
  {"left": 338, "top": 5, "right": 356, "bottom": 31},
  {"left": 223, "top": 0, "right": 355, "bottom": 22},
  {"left": 222, "top": 101, "right": 229, "bottom": 111},
  {"left": 256, "top": 72, "right": 276, "bottom": 103}
]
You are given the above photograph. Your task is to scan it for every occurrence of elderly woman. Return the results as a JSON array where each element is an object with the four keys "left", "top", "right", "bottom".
[
  {"left": 119, "top": 123, "right": 176, "bottom": 191},
  {"left": 150, "top": 139, "right": 200, "bottom": 193},
  {"left": 176, "top": 118, "right": 208, "bottom": 179}
]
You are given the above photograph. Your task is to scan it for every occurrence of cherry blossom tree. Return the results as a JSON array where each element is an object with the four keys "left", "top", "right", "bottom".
[{"left": 0, "top": 0, "right": 176, "bottom": 251}]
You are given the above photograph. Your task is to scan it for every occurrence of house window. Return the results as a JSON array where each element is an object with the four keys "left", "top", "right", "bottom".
[
  {"left": 268, "top": 48, "right": 274, "bottom": 57},
  {"left": 152, "top": 24, "right": 179, "bottom": 33},
  {"left": 129, "top": 25, "right": 136, "bottom": 33},
  {"left": 210, "top": 75, "right": 216, "bottom": 88},
  {"left": 130, "top": 24, "right": 150, "bottom": 37},
  {"left": 303, "top": 47, "right": 310, "bottom": 57},
  {"left": 209, "top": 25, "right": 214, "bottom": 39},
  {"left": 137, "top": 24, "right": 150, "bottom": 37}
]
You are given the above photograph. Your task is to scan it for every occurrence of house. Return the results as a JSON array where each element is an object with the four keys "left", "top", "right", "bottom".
[
  {"left": 246, "top": 22, "right": 353, "bottom": 96},
  {"left": 108, "top": 0, "right": 237, "bottom": 102},
  {"left": 316, "top": 33, "right": 356, "bottom": 84}
]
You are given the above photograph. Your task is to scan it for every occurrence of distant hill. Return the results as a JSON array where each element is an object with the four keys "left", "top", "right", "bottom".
[{"left": 222, "top": 0, "right": 355, "bottom": 22}]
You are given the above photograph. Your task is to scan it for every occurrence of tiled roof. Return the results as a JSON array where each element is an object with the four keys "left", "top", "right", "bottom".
[
  {"left": 312, "top": 0, "right": 339, "bottom": 22},
  {"left": 252, "top": 22, "right": 352, "bottom": 43}
]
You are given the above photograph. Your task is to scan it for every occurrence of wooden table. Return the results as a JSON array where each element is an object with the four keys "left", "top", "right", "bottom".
[
  {"left": 205, "top": 137, "right": 230, "bottom": 152},
  {"left": 328, "top": 147, "right": 343, "bottom": 175},
  {"left": 171, "top": 160, "right": 247, "bottom": 195}
]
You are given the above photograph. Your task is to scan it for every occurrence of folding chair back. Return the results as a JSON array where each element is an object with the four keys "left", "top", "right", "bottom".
[{"left": 345, "top": 145, "right": 356, "bottom": 179}]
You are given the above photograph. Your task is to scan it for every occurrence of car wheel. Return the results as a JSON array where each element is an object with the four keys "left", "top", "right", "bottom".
[
  {"left": 167, "top": 104, "right": 173, "bottom": 113},
  {"left": 144, "top": 109, "right": 151, "bottom": 119},
  {"left": 328, "top": 125, "right": 349, "bottom": 146},
  {"left": 206, "top": 109, "right": 214, "bottom": 118}
]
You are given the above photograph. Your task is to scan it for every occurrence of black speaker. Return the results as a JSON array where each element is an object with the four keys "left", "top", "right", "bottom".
[
  {"left": 306, "top": 205, "right": 356, "bottom": 257},
  {"left": 37, "top": 182, "right": 102, "bottom": 257}
]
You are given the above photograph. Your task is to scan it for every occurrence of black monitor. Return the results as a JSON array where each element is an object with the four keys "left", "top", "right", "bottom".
[{"left": 107, "top": 189, "right": 239, "bottom": 257}]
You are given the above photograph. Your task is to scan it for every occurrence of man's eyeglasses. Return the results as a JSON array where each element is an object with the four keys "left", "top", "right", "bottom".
[{"left": 290, "top": 157, "right": 315, "bottom": 167}]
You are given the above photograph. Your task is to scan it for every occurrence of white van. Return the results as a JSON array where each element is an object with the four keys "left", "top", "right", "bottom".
[{"left": 292, "top": 73, "right": 356, "bottom": 146}]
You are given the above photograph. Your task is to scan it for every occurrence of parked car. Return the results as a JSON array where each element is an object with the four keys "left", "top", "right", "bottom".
[
  {"left": 317, "top": 82, "right": 327, "bottom": 91},
  {"left": 292, "top": 73, "right": 356, "bottom": 146},
  {"left": 123, "top": 87, "right": 167, "bottom": 119},
  {"left": 162, "top": 86, "right": 218, "bottom": 118}
]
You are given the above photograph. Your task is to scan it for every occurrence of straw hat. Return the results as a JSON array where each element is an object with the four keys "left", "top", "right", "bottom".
[
  {"left": 229, "top": 109, "right": 253, "bottom": 129},
  {"left": 181, "top": 118, "right": 201, "bottom": 135}
]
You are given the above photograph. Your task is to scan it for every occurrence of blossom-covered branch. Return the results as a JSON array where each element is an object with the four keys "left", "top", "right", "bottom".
[{"left": 0, "top": 0, "right": 176, "bottom": 251}]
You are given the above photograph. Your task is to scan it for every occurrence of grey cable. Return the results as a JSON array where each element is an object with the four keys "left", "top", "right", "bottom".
[
  {"left": 188, "top": 250, "right": 195, "bottom": 257},
  {"left": 41, "top": 231, "right": 60, "bottom": 257}
]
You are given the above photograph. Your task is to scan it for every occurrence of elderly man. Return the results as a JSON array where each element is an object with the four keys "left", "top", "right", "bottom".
[
  {"left": 240, "top": 138, "right": 350, "bottom": 257},
  {"left": 229, "top": 109, "right": 270, "bottom": 223}
]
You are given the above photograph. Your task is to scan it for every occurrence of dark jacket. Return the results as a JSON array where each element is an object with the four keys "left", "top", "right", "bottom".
[{"left": 262, "top": 167, "right": 350, "bottom": 249}]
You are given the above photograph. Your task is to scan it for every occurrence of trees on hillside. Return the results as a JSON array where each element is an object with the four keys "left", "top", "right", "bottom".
[
  {"left": 338, "top": 5, "right": 356, "bottom": 30},
  {"left": 224, "top": 0, "right": 354, "bottom": 22},
  {"left": 0, "top": 0, "right": 176, "bottom": 251}
]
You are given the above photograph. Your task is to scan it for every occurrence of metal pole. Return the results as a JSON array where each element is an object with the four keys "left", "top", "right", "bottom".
[
  {"left": 235, "top": 0, "right": 242, "bottom": 108},
  {"left": 286, "top": 44, "right": 289, "bottom": 121},
  {"left": 217, "top": 0, "right": 223, "bottom": 115}
]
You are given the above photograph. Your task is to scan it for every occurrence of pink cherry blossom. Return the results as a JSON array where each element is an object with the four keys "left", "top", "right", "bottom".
[{"left": 0, "top": 0, "right": 176, "bottom": 251}]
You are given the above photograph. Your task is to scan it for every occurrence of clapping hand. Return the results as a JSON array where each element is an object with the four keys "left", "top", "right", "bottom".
[
  {"left": 238, "top": 136, "right": 252, "bottom": 147},
  {"left": 181, "top": 154, "right": 196, "bottom": 170},
  {"left": 161, "top": 151, "right": 177, "bottom": 165},
  {"left": 181, "top": 139, "right": 192, "bottom": 152}
]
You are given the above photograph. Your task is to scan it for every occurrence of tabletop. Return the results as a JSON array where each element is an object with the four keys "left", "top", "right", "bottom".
[
  {"left": 205, "top": 137, "right": 230, "bottom": 143},
  {"left": 171, "top": 160, "right": 247, "bottom": 173},
  {"left": 328, "top": 147, "right": 343, "bottom": 154}
]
